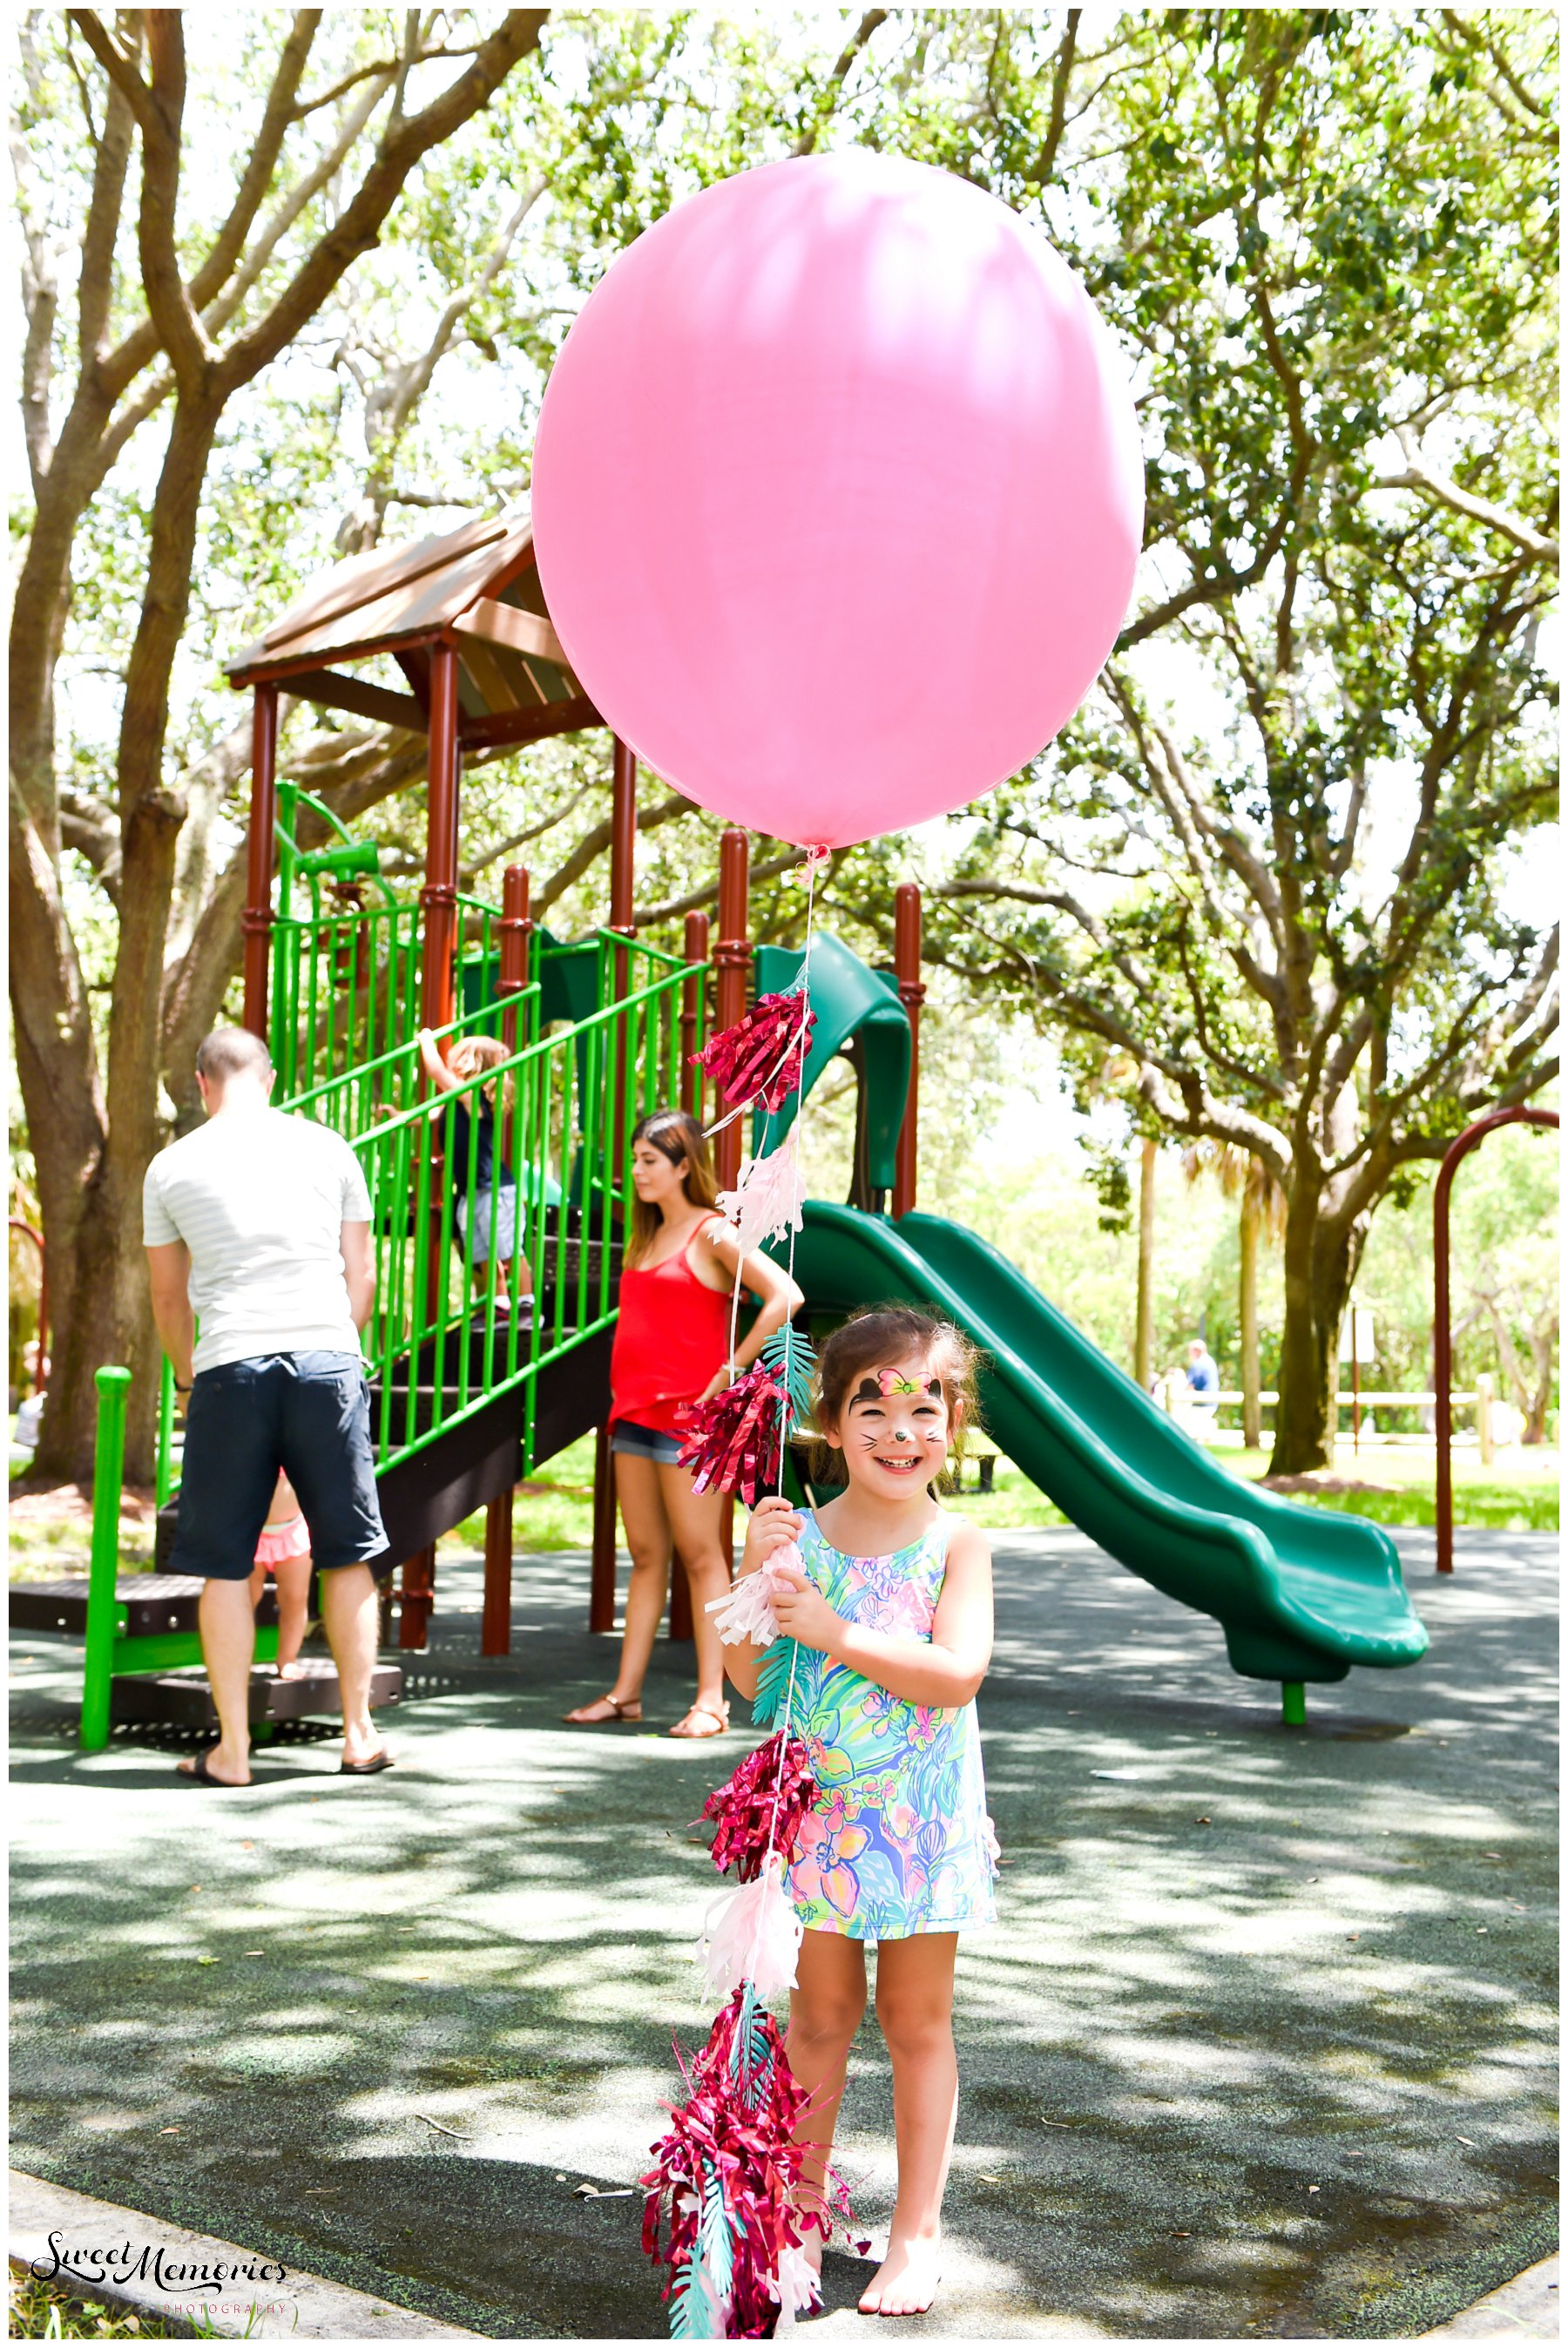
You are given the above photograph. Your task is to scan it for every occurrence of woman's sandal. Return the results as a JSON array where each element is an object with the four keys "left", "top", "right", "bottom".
[
  {"left": 563, "top": 1694, "right": 643, "bottom": 1725},
  {"left": 667, "top": 1701, "right": 731, "bottom": 1740}
]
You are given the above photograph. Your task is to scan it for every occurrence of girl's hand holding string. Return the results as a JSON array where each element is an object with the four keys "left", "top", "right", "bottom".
[
  {"left": 767, "top": 1556, "right": 841, "bottom": 1653},
  {"left": 738, "top": 1492, "right": 801, "bottom": 1578},
  {"left": 722, "top": 1495, "right": 804, "bottom": 1702}
]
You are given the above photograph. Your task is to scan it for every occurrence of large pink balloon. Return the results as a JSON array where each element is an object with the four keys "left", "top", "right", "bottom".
[{"left": 532, "top": 150, "right": 1143, "bottom": 851}]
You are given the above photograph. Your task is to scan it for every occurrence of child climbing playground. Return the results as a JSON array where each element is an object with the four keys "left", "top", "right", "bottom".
[
  {"left": 564, "top": 1109, "right": 802, "bottom": 1740},
  {"left": 721, "top": 1306, "right": 998, "bottom": 2320},
  {"left": 415, "top": 1026, "right": 533, "bottom": 1315}
]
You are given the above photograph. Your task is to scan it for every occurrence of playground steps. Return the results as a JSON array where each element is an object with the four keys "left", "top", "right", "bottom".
[
  {"left": 10, "top": 1573, "right": 277, "bottom": 1638},
  {"left": 111, "top": 1658, "right": 402, "bottom": 1729}
]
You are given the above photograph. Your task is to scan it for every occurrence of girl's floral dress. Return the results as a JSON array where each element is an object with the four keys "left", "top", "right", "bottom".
[{"left": 754, "top": 1510, "right": 998, "bottom": 1943}]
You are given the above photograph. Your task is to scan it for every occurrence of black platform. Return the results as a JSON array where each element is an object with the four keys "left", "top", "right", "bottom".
[
  {"left": 10, "top": 1574, "right": 282, "bottom": 1637},
  {"left": 111, "top": 1660, "right": 403, "bottom": 1728}
]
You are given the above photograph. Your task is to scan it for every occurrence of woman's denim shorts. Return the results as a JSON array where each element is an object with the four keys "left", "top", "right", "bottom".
[{"left": 610, "top": 1419, "right": 686, "bottom": 1466}]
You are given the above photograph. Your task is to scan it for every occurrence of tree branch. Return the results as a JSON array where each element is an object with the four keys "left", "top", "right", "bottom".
[
  {"left": 533, "top": 788, "right": 692, "bottom": 917},
  {"left": 186, "top": 10, "right": 320, "bottom": 316},
  {"left": 794, "top": 10, "right": 889, "bottom": 155},
  {"left": 1374, "top": 456, "right": 1559, "bottom": 570},
  {"left": 213, "top": 10, "right": 548, "bottom": 398},
  {"left": 1034, "top": 10, "right": 1082, "bottom": 186}
]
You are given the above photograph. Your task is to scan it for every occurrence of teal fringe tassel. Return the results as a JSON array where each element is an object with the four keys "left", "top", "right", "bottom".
[{"left": 752, "top": 1635, "right": 798, "bottom": 1730}]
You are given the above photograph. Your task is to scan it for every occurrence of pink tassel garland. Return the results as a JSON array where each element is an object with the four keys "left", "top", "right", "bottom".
[
  {"left": 677, "top": 1367, "right": 787, "bottom": 1506},
  {"left": 698, "top": 1853, "right": 804, "bottom": 2001},
  {"left": 700, "top": 1732, "right": 818, "bottom": 1883},
  {"left": 695, "top": 993, "right": 816, "bottom": 1113},
  {"left": 642, "top": 1988, "right": 814, "bottom": 2339},
  {"left": 705, "top": 1544, "right": 802, "bottom": 1650}
]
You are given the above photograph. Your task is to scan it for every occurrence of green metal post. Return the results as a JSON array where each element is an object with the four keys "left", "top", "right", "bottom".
[
  {"left": 81, "top": 1365, "right": 132, "bottom": 1751},
  {"left": 156, "top": 1355, "right": 176, "bottom": 1508},
  {"left": 1281, "top": 1681, "right": 1307, "bottom": 1727}
]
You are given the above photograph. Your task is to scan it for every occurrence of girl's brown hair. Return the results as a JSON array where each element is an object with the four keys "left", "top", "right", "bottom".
[
  {"left": 810, "top": 1305, "right": 982, "bottom": 1485},
  {"left": 625, "top": 1107, "right": 722, "bottom": 1268}
]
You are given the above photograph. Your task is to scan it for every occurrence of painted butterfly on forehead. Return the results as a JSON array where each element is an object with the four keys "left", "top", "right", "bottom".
[{"left": 851, "top": 1369, "right": 944, "bottom": 1404}]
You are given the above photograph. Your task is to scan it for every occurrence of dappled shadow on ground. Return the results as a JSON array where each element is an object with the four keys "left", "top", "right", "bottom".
[{"left": 9, "top": 1530, "right": 1558, "bottom": 2338}]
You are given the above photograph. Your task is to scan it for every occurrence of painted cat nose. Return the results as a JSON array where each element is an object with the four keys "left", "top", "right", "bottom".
[{"left": 890, "top": 1429, "right": 910, "bottom": 1444}]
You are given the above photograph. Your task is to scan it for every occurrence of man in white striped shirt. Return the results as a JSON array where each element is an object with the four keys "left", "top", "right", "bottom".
[{"left": 143, "top": 1027, "right": 390, "bottom": 1787}]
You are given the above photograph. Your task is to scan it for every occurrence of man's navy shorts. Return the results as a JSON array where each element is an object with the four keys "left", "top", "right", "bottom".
[{"left": 169, "top": 1350, "right": 386, "bottom": 1581}]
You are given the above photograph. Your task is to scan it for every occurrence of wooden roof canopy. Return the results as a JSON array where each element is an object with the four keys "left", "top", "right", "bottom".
[{"left": 225, "top": 502, "right": 602, "bottom": 754}]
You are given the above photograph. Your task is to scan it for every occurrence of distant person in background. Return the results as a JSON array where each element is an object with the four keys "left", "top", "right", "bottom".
[
  {"left": 12, "top": 1342, "right": 48, "bottom": 1458},
  {"left": 1185, "top": 1338, "right": 1220, "bottom": 1428},
  {"left": 143, "top": 1026, "right": 390, "bottom": 1787}
]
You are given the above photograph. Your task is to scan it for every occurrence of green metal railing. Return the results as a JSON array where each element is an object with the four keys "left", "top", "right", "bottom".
[
  {"left": 268, "top": 895, "right": 508, "bottom": 1106},
  {"left": 84, "top": 1364, "right": 280, "bottom": 1750},
  {"left": 353, "top": 953, "right": 693, "bottom": 1483},
  {"left": 157, "top": 946, "right": 707, "bottom": 1506}
]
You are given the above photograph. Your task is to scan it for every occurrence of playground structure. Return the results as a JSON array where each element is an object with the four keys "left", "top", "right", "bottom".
[{"left": 35, "top": 505, "right": 1434, "bottom": 1739}]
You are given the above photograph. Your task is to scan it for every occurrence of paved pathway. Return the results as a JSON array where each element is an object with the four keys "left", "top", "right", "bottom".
[{"left": 10, "top": 1525, "right": 1557, "bottom": 2337}]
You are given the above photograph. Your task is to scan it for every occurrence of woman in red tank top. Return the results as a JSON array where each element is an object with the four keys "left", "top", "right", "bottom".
[{"left": 564, "top": 1108, "right": 803, "bottom": 1739}]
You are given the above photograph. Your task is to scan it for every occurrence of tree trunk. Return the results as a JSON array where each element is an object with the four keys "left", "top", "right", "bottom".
[
  {"left": 1134, "top": 1137, "right": 1157, "bottom": 1388},
  {"left": 1526, "top": 1315, "right": 1558, "bottom": 1445},
  {"left": 1240, "top": 1187, "right": 1261, "bottom": 1449},
  {"left": 1269, "top": 1188, "right": 1360, "bottom": 1476},
  {"left": 27, "top": 398, "right": 222, "bottom": 1488},
  {"left": 33, "top": 1139, "right": 165, "bottom": 1486}
]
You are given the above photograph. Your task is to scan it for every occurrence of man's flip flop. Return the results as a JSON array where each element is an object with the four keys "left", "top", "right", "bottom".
[
  {"left": 179, "top": 1752, "right": 247, "bottom": 1787},
  {"left": 340, "top": 1750, "right": 395, "bottom": 1775}
]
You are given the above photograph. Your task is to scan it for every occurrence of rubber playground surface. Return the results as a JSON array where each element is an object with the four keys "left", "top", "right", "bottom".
[{"left": 9, "top": 1524, "right": 1558, "bottom": 2338}]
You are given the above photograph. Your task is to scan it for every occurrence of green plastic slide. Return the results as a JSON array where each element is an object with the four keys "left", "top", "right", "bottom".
[{"left": 790, "top": 1198, "right": 1429, "bottom": 1691}]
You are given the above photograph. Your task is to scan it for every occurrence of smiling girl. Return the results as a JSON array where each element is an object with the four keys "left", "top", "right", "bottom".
[
  {"left": 722, "top": 1305, "right": 997, "bottom": 2318},
  {"left": 564, "top": 1107, "right": 802, "bottom": 1739}
]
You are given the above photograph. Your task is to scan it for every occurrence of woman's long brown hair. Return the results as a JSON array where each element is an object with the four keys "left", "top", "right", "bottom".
[{"left": 624, "top": 1108, "right": 722, "bottom": 1268}]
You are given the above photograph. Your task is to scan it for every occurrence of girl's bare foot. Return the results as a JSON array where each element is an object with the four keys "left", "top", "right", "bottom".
[{"left": 858, "top": 2236, "right": 941, "bottom": 2318}]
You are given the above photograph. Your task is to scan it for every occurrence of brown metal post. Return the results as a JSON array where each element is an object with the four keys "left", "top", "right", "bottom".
[
  {"left": 713, "top": 829, "right": 752, "bottom": 1190},
  {"left": 610, "top": 737, "right": 637, "bottom": 940},
  {"left": 892, "top": 883, "right": 925, "bottom": 1219},
  {"left": 1434, "top": 1104, "right": 1558, "bottom": 1574},
  {"left": 482, "top": 1489, "right": 513, "bottom": 1656},
  {"left": 668, "top": 1553, "right": 695, "bottom": 1642},
  {"left": 681, "top": 910, "right": 710, "bottom": 1120},
  {"left": 607, "top": 735, "right": 637, "bottom": 1181},
  {"left": 497, "top": 863, "right": 533, "bottom": 1031},
  {"left": 497, "top": 863, "right": 532, "bottom": 1194},
  {"left": 402, "top": 644, "right": 463, "bottom": 1654},
  {"left": 399, "top": 1548, "right": 435, "bottom": 1649},
  {"left": 240, "top": 683, "right": 280, "bottom": 1038},
  {"left": 419, "top": 643, "right": 461, "bottom": 1030},
  {"left": 590, "top": 1422, "right": 618, "bottom": 1634}
]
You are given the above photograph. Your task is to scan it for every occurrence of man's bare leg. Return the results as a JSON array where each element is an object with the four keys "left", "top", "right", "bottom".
[
  {"left": 181, "top": 1579, "right": 256, "bottom": 1785},
  {"left": 321, "top": 1563, "right": 382, "bottom": 1765}
]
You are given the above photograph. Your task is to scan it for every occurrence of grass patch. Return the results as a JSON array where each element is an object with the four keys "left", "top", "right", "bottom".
[
  {"left": 7, "top": 1482, "right": 157, "bottom": 1585},
  {"left": 8, "top": 2263, "right": 172, "bottom": 2338},
  {"left": 12, "top": 1427, "right": 1553, "bottom": 1594},
  {"left": 1208, "top": 1440, "right": 1559, "bottom": 1532},
  {"left": 445, "top": 1430, "right": 599, "bottom": 1557}
]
